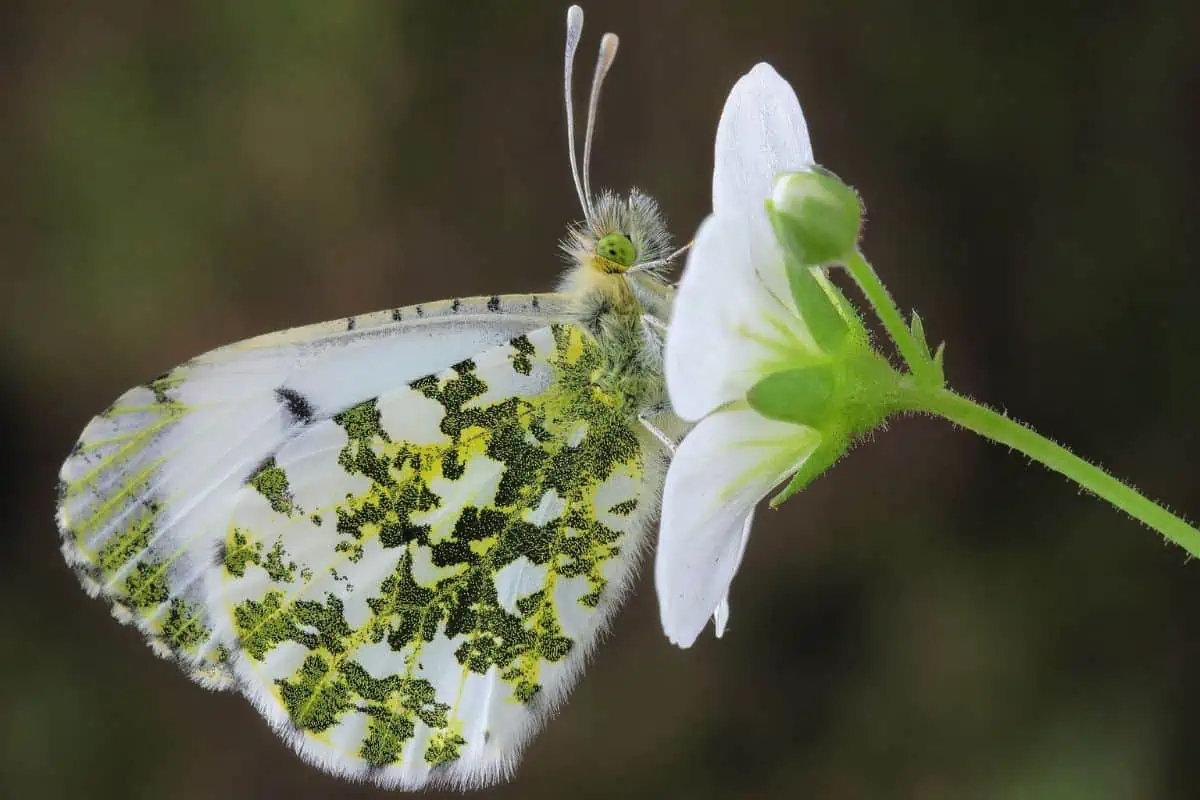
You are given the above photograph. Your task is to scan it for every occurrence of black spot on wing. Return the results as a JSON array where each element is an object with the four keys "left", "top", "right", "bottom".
[
  {"left": 531, "top": 295, "right": 540, "bottom": 309},
  {"left": 487, "top": 296, "right": 500, "bottom": 312},
  {"left": 416, "top": 305, "right": 425, "bottom": 317},
  {"left": 391, "top": 308, "right": 403, "bottom": 322},
  {"left": 275, "top": 387, "right": 315, "bottom": 426},
  {"left": 451, "top": 299, "right": 461, "bottom": 312},
  {"left": 147, "top": 372, "right": 175, "bottom": 404},
  {"left": 346, "top": 316, "right": 357, "bottom": 331}
]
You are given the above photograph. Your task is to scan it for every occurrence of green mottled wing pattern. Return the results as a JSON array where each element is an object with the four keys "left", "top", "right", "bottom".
[
  {"left": 56, "top": 295, "right": 566, "bottom": 691},
  {"left": 211, "top": 323, "right": 664, "bottom": 788},
  {"left": 56, "top": 299, "right": 666, "bottom": 789}
]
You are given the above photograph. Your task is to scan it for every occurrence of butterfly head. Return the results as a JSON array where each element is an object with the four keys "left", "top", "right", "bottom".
[
  {"left": 558, "top": 6, "right": 679, "bottom": 307},
  {"left": 561, "top": 188, "right": 672, "bottom": 281}
]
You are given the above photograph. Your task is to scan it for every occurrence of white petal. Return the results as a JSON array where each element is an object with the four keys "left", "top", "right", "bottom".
[
  {"left": 656, "top": 408, "right": 821, "bottom": 648},
  {"left": 711, "top": 509, "right": 753, "bottom": 638},
  {"left": 713, "top": 63, "right": 814, "bottom": 221},
  {"left": 666, "top": 214, "right": 820, "bottom": 421},
  {"left": 712, "top": 598, "right": 730, "bottom": 637}
]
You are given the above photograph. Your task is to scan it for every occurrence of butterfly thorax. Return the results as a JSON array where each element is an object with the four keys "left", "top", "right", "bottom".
[{"left": 558, "top": 189, "right": 674, "bottom": 412}]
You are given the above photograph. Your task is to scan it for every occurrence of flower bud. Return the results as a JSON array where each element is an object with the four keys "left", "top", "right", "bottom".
[{"left": 767, "top": 168, "right": 863, "bottom": 266}]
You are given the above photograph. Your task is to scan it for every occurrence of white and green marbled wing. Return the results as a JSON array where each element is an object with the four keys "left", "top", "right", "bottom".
[{"left": 56, "top": 294, "right": 669, "bottom": 788}]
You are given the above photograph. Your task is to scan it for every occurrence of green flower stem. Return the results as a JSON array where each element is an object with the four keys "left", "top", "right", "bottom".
[
  {"left": 842, "top": 250, "right": 936, "bottom": 385},
  {"left": 908, "top": 386, "right": 1200, "bottom": 557}
]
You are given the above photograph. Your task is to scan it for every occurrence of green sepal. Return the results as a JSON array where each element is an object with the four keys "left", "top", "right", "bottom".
[
  {"left": 932, "top": 341, "right": 946, "bottom": 384},
  {"left": 785, "top": 261, "right": 849, "bottom": 353},
  {"left": 747, "top": 364, "right": 836, "bottom": 428},
  {"left": 769, "top": 437, "right": 846, "bottom": 507},
  {"left": 819, "top": 271, "right": 871, "bottom": 345},
  {"left": 911, "top": 310, "right": 928, "bottom": 355},
  {"left": 909, "top": 308, "right": 947, "bottom": 388}
]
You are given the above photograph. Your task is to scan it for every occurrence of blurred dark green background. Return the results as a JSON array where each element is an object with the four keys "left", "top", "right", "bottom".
[{"left": 4, "top": 1, "right": 1199, "bottom": 798}]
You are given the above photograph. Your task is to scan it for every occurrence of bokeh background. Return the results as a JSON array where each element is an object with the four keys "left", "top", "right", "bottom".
[{"left": 3, "top": 1, "right": 1199, "bottom": 798}]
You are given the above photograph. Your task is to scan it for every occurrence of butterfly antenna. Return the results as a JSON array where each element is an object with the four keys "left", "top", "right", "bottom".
[
  {"left": 582, "top": 32, "right": 619, "bottom": 216},
  {"left": 564, "top": 6, "right": 591, "bottom": 222}
]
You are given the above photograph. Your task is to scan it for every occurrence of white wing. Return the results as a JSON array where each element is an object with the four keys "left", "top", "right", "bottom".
[
  {"left": 208, "top": 323, "right": 665, "bottom": 787},
  {"left": 57, "top": 299, "right": 667, "bottom": 789},
  {"left": 56, "top": 294, "right": 567, "bottom": 687}
]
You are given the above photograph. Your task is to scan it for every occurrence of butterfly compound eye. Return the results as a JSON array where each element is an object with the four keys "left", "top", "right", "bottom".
[{"left": 596, "top": 232, "right": 636, "bottom": 267}]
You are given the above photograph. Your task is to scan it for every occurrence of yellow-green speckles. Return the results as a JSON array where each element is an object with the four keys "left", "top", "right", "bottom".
[
  {"left": 250, "top": 457, "right": 297, "bottom": 515},
  {"left": 224, "top": 528, "right": 263, "bottom": 577},
  {"left": 329, "top": 662, "right": 454, "bottom": 767},
  {"left": 278, "top": 653, "right": 351, "bottom": 732},
  {"left": 95, "top": 503, "right": 155, "bottom": 578},
  {"left": 425, "top": 724, "right": 467, "bottom": 767},
  {"left": 124, "top": 559, "right": 171, "bottom": 610},
  {"left": 161, "top": 596, "right": 208, "bottom": 653},
  {"left": 263, "top": 539, "right": 298, "bottom": 582},
  {"left": 355, "top": 675, "right": 450, "bottom": 767},
  {"left": 335, "top": 400, "right": 389, "bottom": 448},
  {"left": 608, "top": 498, "right": 638, "bottom": 516},
  {"left": 333, "top": 460, "right": 437, "bottom": 557},
  {"left": 359, "top": 708, "right": 414, "bottom": 767},
  {"left": 233, "top": 589, "right": 294, "bottom": 661},
  {"left": 270, "top": 650, "right": 453, "bottom": 768},
  {"left": 224, "top": 529, "right": 298, "bottom": 583},
  {"left": 510, "top": 334, "right": 535, "bottom": 376},
  {"left": 502, "top": 588, "right": 574, "bottom": 703}
]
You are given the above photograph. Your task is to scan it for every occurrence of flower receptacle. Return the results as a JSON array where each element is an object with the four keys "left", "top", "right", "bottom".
[{"left": 748, "top": 341, "right": 905, "bottom": 507}]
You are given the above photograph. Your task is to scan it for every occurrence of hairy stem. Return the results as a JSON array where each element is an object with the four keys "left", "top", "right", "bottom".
[{"left": 910, "top": 387, "right": 1200, "bottom": 557}]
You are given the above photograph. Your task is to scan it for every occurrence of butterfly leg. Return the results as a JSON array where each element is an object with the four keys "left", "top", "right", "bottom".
[
  {"left": 640, "top": 312, "right": 669, "bottom": 354},
  {"left": 640, "top": 313, "right": 668, "bottom": 336},
  {"left": 637, "top": 407, "right": 678, "bottom": 454}
]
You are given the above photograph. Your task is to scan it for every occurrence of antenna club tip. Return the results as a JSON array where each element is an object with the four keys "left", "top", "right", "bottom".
[
  {"left": 600, "top": 32, "right": 619, "bottom": 54},
  {"left": 568, "top": 5, "right": 583, "bottom": 23}
]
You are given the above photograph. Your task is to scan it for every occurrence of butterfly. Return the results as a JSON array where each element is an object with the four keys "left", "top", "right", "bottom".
[{"left": 55, "top": 5, "right": 688, "bottom": 790}]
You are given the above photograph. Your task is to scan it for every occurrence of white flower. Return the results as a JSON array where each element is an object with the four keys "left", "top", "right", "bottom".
[{"left": 656, "top": 63, "right": 825, "bottom": 648}]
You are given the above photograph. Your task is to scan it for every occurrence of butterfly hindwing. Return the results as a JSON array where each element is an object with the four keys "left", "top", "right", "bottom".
[
  {"left": 210, "top": 323, "right": 665, "bottom": 788},
  {"left": 56, "top": 295, "right": 568, "bottom": 688}
]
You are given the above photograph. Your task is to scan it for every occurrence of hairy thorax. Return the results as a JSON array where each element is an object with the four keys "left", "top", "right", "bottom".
[{"left": 559, "top": 264, "right": 672, "bottom": 414}]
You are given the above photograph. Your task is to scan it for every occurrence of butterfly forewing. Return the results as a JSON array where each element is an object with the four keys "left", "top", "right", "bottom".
[{"left": 209, "top": 323, "right": 662, "bottom": 788}]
